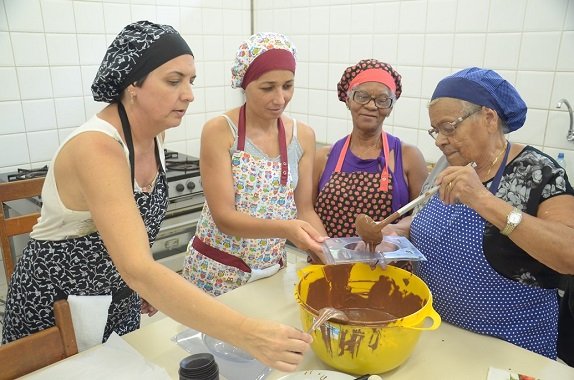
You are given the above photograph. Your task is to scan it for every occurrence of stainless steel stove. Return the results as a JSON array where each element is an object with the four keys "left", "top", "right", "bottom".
[{"left": 0, "top": 150, "right": 205, "bottom": 273}]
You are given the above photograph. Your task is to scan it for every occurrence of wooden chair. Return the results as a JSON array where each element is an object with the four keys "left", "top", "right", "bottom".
[
  {"left": 0, "top": 177, "right": 45, "bottom": 284},
  {"left": 0, "top": 299, "right": 78, "bottom": 379}
]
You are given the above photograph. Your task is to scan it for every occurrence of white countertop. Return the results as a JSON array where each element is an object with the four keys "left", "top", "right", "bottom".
[{"left": 22, "top": 255, "right": 574, "bottom": 379}]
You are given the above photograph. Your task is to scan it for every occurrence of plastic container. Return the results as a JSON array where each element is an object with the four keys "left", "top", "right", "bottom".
[
  {"left": 179, "top": 353, "right": 219, "bottom": 380},
  {"left": 557, "top": 152, "right": 566, "bottom": 168}
]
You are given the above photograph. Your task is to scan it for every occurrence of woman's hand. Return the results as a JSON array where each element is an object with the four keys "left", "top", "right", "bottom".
[
  {"left": 286, "top": 220, "right": 328, "bottom": 262},
  {"left": 237, "top": 317, "right": 312, "bottom": 372},
  {"left": 140, "top": 298, "right": 158, "bottom": 317},
  {"left": 436, "top": 164, "right": 491, "bottom": 207}
]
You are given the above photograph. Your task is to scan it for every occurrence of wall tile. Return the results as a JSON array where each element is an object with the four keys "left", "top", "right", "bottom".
[
  {"left": 5, "top": 0, "right": 43, "bottom": 32},
  {"left": 17, "top": 67, "right": 53, "bottom": 100},
  {"left": 42, "top": 0, "right": 76, "bottom": 33},
  {"left": 348, "top": 35, "right": 373, "bottom": 63},
  {"left": 327, "top": 63, "right": 347, "bottom": 93},
  {"left": 308, "top": 7, "right": 330, "bottom": 35},
  {"left": 308, "top": 89, "right": 328, "bottom": 118},
  {"left": 373, "top": 3, "right": 399, "bottom": 34},
  {"left": 423, "top": 34, "right": 454, "bottom": 67},
  {"left": 510, "top": 108, "right": 548, "bottom": 146},
  {"left": 54, "top": 97, "right": 86, "bottom": 129},
  {"left": 103, "top": 3, "right": 131, "bottom": 34},
  {"left": 27, "top": 130, "right": 59, "bottom": 162},
  {"left": 0, "top": 67, "right": 20, "bottom": 100},
  {"left": 452, "top": 34, "right": 486, "bottom": 68},
  {"left": 202, "top": 36, "right": 224, "bottom": 61},
  {"left": 329, "top": 5, "right": 351, "bottom": 34},
  {"left": 204, "top": 87, "right": 225, "bottom": 113},
  {"left": 131, "top": 5, "right": 157, "bottom": 22},
  {"left": 326, "top": 92, "right": 348, "bottom": 120},
  {"left": 46, "top": 34, "right": 79, "bottom": 66},
  {"left": 393, "top": 97, "right": 421, "bottom": 129},
  {"left": 397, "top": 34, "right": 425, "bottom": 66},
  {"left": 222, "top": 9, "right": 242, "bottom": 35},
  {"left": 202, "top": 8, "right": 223, "bottom": 35},
  {"left": 291, "top": 36, "right": 309, "bottom": 63},
  {"left": 328, "top": 35, "right": 350, "bottom": 63},
  {"left": 325, "top": 117, "right": 348, "bottom": 144},
  {"left": 488, "top": 0, "right": 525, "bottom": 32},
  {"left": 426, "top": 0, "right": 457, "bottom": 33},
  {"left": 11, "top": 33, "right": 49, "bottom": 66},
  {"left": 22, "top": 99, "right": 57, "bottom": 131},
  {"left": 165, "top": 121, "right": 186, "bottom": 142},
  {"left": 0, "top": 33, "right": 14, "bottom": 66},
  {"left": 393, "top": 125, "right": 419, "bottom": 146},
  {"left": 77, "top": 34, "right": 107, "bottom": 65},
  {"left": 373, "top": 35, "right": 398, "bottom": 65},
  {"left": 455, "top": 0, "right": 488, "bottom": 33},
  {"left": 80, "top": 65, "right": 99, "bottom": 96},
  {"left": 203, "top": 61, "right": 225, "bottom": 87},
  {"left": 273, "top": 8, "right": 291, "bottom": 34},
  {"left": 398, "top": 65, "right": 423, "bottom": 98},
  {"left": 399, "top": 0, "right": 427, "bottom": 34},
  {"left": 417, "top": 129, "right": 442, "bottom": 163},
  {"left": 254, "top": 9, "right": 273, "bottom": 32},
  {"left": 515, "top": 71, "right": 554, "bottom": 109},
  {"left": 57, "top": 127, "right": 75, "bottom": 144},
  {"left": 0, "top": 101, "right": 25, "bottom": 133},
  {"left": 83, "top": 97, "right": 105, "bottom": 120},
  {"left": 519, "top": 32, "right": 560, "bottom": 71},
  {"left": 180, "top": 7, "right": 203, "bottom": 35},
  {"left": 290, "top": 8, "right": 309, "bottom": 35},
  {"left": 74, "top": 1, "right": 104, "bottom": 33},
  {"left": 524, "top": 0, "right": 568, "bottom": 31},
  {"left": 307, "top": 114, "right": 328, "bottom": 143},
  {"left": 308, "top": 63, "right": 329, "bottom": 89},
  {"left": 289, "top": 87, "right": 308, "bottom": 114},
  {"left": 350, "top": 4, "right": 374, "bottom": 34},
  {"left": 51, "top": 66, "right": 83, "bottom": 97},
  {"left": 157, "top": 6, "right": 180, "bottom": 28},
  {"left": 0, "top": 133, "right": 29, "bottom": 166},
  {"left": 185, "top": 113, "right": 205, "bottom": 140},
  {"left": 558, "top": 31, "right": 574, "bottom": 71},
  {"left": 551, "top": 72, "right": 574, "bottom": 106},
  {"left": 0, "top": 3, "right": 8, "bottom": 32},
  {"left": 484, "top": 33, "right": 521, "bottom": 70},
  {"left": 309, "top": 35, "right": 329, "bottom": 62},
  {"left": 566, "top": 0, "right": 574, "bottom": 30}
]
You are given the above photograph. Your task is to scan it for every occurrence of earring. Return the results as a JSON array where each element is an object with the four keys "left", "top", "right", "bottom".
[{"left": 129, "top": 91, "right": 136, "bottom": 104}]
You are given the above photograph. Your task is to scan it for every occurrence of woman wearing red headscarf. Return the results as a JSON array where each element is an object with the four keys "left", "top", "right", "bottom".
[
  {"left": 314, "top": 59, "right": 428, "bottom": 240},
  {"left": 182, "top": 33, "right": 327, "bottom": 296}
]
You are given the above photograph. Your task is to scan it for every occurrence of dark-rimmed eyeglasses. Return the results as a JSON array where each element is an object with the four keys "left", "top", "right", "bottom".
[
  {"left": 427, "top": 108, "right": 481, "bottom": 140},
  {"left": 349, "top": 90, "right": 395, "bottom": 109}
]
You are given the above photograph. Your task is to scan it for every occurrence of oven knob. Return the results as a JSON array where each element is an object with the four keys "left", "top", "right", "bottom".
[
  {"left": 186, "top": 181, "right": 196, "bottom": 191},
  {"left": 176, "top": 183, "right": 185, "bottom": 192}
]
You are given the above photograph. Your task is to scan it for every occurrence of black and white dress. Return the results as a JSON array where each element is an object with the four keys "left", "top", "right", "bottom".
[{"left": 1, "top": 116, "right": 168, "bottom": 344}]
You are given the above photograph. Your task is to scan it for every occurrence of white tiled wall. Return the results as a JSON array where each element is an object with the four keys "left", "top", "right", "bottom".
[{"left": 254, "top": 0, "right": 574, "bottom": 179}]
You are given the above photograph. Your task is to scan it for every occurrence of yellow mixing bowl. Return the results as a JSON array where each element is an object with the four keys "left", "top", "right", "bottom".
[{"left": 295, "top": 263, "right": 441, "bottom": 375}]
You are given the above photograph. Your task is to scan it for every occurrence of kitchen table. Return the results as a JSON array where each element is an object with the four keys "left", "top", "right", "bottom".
[{"left": 22, "top": 259, "right": 574, "bottom": 379}]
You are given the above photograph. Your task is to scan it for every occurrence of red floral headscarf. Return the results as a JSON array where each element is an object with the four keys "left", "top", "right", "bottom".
[{"left": 337, "top": 59, "right": 402, "bottom": 102}]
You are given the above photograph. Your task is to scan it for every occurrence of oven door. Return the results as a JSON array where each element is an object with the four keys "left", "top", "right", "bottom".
[{"left": 152, "top": 196, "right": 203, "bottom": 273}]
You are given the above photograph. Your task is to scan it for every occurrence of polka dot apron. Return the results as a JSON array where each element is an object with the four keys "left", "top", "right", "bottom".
[
  {"left": 315, "top": 132, "right": 394, "bottom": 238},
  {"left": 411, "top": 143, "right": 558, "bottom": 358},
  {"left": 183, "top": 105, "right": 296, "bottom": 296}
]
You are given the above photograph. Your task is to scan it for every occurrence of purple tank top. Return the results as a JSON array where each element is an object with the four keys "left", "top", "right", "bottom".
[{"left": 318, "top": 134, "right": 409, "bottom": 212}]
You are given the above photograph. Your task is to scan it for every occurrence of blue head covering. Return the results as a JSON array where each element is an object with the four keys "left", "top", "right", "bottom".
[{"left": 431, "top": 67, "right": 527, "bottom": 132}]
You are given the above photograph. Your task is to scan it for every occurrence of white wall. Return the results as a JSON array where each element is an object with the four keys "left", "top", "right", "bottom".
[
  {"left": 0, "top": 0, "right": 251, "bottom": 173},
  {"left": 0, "top": 0, "right": 573, "bottom": 173},
  {"left": 257, "top": 0, "right": 574, "bottom": 179}
]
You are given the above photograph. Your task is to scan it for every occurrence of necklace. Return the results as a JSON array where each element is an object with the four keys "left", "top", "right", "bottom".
[{"left": 485, "top": 141, "right": 508, "bottom": 178}]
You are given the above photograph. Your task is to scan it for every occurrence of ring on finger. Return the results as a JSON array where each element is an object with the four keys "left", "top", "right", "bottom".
[{"left": 448, "top": 182, "right": 453, "bottom": 190}]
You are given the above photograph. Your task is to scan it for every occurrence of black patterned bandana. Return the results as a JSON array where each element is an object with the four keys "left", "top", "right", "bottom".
[{"left": 91, "top": 20, "right": 193, "bottom": 103}]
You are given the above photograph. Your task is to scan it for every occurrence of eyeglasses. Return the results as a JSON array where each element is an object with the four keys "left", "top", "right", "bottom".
[
  {"left": 427, "top": 108, "right": 481, "bottom": 140},
  {"left": 349, "top": 90, "right": 395, "bottom": 109}
]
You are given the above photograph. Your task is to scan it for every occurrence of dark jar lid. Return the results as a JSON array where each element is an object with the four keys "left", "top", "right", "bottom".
[{"left": 179, "top": 353, "right": 219, "bottom": 380}]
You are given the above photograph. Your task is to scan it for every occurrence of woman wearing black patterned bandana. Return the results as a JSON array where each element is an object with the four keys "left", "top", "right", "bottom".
[
  {"left": 1, "top": 21, "right": 312, "bottom": 373},
  {"left": 390, "top": 67, "right": 574, "bottom": 363}
]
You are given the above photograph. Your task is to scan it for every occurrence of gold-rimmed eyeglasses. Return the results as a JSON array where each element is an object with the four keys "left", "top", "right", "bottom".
[
  {"left": 427, "top": 108, "right": 481, "bottom": 140},
  {"left": 349, "top": 90, "right": 395, "bottom": 109}
]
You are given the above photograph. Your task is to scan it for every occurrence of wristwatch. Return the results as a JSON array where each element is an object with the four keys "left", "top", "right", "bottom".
[{"left": 500, "top": 207, "right": 523, "bottom": 236}]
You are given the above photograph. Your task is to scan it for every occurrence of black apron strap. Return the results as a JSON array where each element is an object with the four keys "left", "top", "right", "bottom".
[{"left": 117, "top": 102, "right": 135, "bottom": 189}]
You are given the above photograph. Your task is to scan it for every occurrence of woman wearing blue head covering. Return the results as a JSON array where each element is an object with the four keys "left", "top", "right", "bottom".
[{"left": 389, "top": 67, "right": 574, "bottom": 362}]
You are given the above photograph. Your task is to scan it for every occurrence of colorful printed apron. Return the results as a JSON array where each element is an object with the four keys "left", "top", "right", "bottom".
[
  {"left": 315, "top": 132, "right": 394, "bottom": 238},
  {"left": 183, "top": 106, "right": 297, "bottom": 296},
  {"left": 411, "top": 143, "right": 558, "bottom": 358}
]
